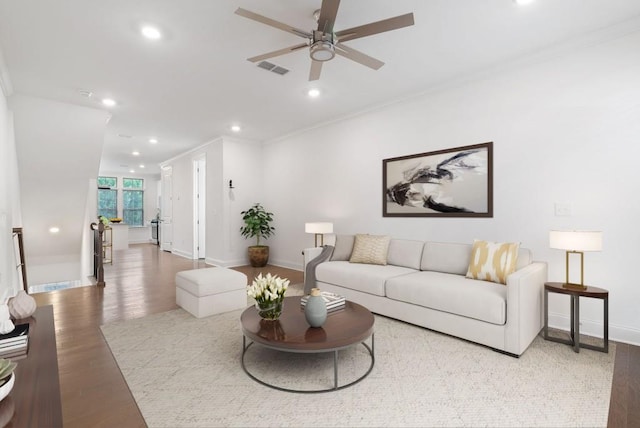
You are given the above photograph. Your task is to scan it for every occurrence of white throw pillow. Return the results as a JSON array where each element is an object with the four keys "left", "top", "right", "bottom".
[{"left": 349, "top": 234, "right": 391, "bottom": 265}]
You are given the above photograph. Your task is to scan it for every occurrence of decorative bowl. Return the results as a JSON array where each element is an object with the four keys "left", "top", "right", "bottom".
[
  {"left": 0, "top": 373, "right": 14, "bottom": 402},
  {"left": 109, "top": 218, "right": 123, "bottom": 223}
]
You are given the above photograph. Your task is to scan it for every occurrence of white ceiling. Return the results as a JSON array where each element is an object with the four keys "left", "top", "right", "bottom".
[{"left": 1, "top": 0, "right": 640, "bottom": 175}]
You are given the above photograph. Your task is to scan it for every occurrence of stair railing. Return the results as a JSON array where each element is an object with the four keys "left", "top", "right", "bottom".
[{"left": 90, "top": 221, "right": 106, "bottom": 287}]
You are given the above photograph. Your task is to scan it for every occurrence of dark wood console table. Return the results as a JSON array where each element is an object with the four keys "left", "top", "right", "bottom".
[{"left": 2, "top": 305, "right": 62, "bottom": 427}]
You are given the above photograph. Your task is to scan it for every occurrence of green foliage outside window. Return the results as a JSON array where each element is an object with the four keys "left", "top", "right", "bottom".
[
  {"left": 123, "top": 178, "right": 143, "bottom": 189},
  {"left": 98, "top": 176, "right": 117, "bottom": 188},
  {"left": 123, "top": 189, "right": 144, "bottom": 226},
  {"left": 98, "top": 189, "right": 117, "bottom": 219}
]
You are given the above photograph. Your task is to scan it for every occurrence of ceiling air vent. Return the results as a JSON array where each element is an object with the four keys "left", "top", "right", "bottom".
[
  {"left": 257, "top": 61, "right": 289, "bottom": 76},
  {"left": 271, "top": 66, "right": 289, "bottom": 75}
]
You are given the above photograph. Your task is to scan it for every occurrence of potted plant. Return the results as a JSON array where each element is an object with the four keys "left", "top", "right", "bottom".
[{"left": 240, "top": 203, "right": 275, "bottom": 267}]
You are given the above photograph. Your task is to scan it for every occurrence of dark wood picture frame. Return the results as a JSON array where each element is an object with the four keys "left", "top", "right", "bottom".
[{"left": 383, "top": 142, "right": 493, "bottom": 217}]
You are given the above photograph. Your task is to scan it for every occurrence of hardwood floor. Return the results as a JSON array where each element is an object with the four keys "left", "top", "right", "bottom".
[
  {"left": 31, "top": 244, "right": 637, "bottom": 427},
  {"left": 31, "top": 244, "right": 303, "bottom": 427}
]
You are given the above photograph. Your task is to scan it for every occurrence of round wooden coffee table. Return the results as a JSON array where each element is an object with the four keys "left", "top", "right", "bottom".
[{"left": 241, "top": 296, "right": 375, "bottom": 393}]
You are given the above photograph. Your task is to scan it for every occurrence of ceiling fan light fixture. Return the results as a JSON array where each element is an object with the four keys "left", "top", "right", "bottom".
[{"left": 310, "top": 41, "right": 335, "bottom": 62}]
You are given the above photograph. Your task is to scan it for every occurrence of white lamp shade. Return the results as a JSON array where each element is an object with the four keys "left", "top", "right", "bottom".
[
  {"left": 305, "top": 222, "right": 333, "bottom": 234},
  {"left": 549, "top": 230, "right": 602, "bottom": 252}
]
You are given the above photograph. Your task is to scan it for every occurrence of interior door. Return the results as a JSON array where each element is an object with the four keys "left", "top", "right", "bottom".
[{"left": 160, "top": 166, "right": 173, "bottom": 252}]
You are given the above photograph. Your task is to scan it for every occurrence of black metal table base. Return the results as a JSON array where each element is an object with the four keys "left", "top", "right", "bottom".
[
  {"left": 544, "top": 288, "right": 608, "bottom": 353},
  {"left": 241, "top": 334, "right": 375, "bottom": 393}
]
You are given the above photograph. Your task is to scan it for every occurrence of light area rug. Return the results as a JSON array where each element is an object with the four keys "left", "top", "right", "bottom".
[{"left": 101, "top": 303, "right": 615, "bottom": 428}]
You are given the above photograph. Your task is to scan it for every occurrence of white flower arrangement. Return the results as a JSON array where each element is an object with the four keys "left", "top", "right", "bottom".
[{"left": 247, "top": 273, "right": 289, "bottom": 307}]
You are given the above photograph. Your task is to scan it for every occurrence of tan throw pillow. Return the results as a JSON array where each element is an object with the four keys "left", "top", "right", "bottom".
[
  {"left": 466, "top": 240, "right": 520, "bottom": 285},
  {"left": 349, "top": 234, "right": 391, "bottom": 265}
]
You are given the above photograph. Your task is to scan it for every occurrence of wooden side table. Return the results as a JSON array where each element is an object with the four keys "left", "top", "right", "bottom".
[{"left": 543, "top": 281, "right": 608, "bottom": 353}]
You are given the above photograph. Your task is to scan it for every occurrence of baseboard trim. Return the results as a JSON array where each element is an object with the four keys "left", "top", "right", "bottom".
[
  {"left": 205, "top": 257, "right": 246, "bottom": 268},
  {"left": 171, "top": 248, "right": 193, "bottom": 260},
  {"left": 268, "top": 258, "right": 303, "bottom": 271},
  {"left": 548, "top": 311, "right": 640, "bottom": 346}
]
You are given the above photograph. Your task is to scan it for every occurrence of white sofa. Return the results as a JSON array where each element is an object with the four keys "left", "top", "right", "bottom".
[{"left": 304, "top": 235, "right": 547, "bottom": 357}]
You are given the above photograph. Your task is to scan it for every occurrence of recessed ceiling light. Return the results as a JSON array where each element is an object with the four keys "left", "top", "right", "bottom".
[
  {"left": 139, "top": 164, "right": 145, "bottom": 168},
  {"left": 513, "top": 0, "right": 535, "bottom": 5},
  {"left": 149, "top": 138, "right": 158, "bottom": 144},
  {"left": 132, "top": 151, "right": 140, "bottom": 156},
  {"left": 49, "top": 227, "right": 60, "bottom": 234},
  {"left": 231, "top": 125, "right": 241, "bottom": 133},
  {"left": 130, "top": 169, "right": 136, "bottom": 173},
  {"left": 102, "top": 98, "right": 116, "bottom": 107},
  {"left": 308, "top": 88, "right": 321, "bottom": 98},
  {"left": 141, "top": 25, "right": 162, "bottom": 40}
]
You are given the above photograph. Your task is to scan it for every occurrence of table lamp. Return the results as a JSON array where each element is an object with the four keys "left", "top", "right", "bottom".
[
  {"left": 549, "top": 230, "right": 602, "bottom": 289},
  {"left": 305, "top": 222, "right": 333, "bottom": 247}
]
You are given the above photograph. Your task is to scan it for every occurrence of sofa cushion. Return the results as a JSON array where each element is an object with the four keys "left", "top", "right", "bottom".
[
  {"left": 330, "top": 234, "right": 355, "bottom": 261},
  {"left": 466, "top": 240, "right": 520, "bottom": 285},
  {"left": 421, "top": 241, "right": 472, "bottom": 275},
  {"left": 385, "top": 271, "right": 507, "bottom": 325},
  {"left": 387, "top": 239, "right": 424, "bottom": 270},
  {"left": 349, "top": 234, "right": 391, "bottom": 265},
  {"left": 316, "top": 261, "right": 415, "bottom": 296}
]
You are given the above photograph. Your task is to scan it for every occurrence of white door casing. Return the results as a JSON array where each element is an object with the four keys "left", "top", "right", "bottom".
[
  {"left": 160, "top": 166, "right": 173, "bottom": 252},
  {"left": 193, "top": 157, "right": 206, "bottom": 259}
]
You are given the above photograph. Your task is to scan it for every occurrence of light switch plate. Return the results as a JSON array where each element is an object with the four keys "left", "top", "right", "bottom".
[{"left": 554, "top": 202, "right": 572, "bottom": 216}]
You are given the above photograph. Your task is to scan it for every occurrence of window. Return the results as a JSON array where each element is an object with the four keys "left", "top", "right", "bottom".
[
  {"left": 98, "top": 176, "right": 117, "bottom": 188},
  {"left": 97, "top": 176, "right": 117, "bottom": 219},
  {"left": 123, "top": 178, "right": 144, "bottom": 226}
]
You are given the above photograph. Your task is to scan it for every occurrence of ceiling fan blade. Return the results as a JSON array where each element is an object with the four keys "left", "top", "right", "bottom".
[
  {"left": 247, "top": 43, "right": 308, "bottom": 63},
  {"left": 335, "top": 43, "right": 384, "bottom": 70},
  {"left": 309, "top": 60, "right": 323, "bottom": 81},
  {"left": 317, "top": 0, "right": 340, "bottom": 34},
  {"left": 335, "top": 13, "right": 414, "bottom": 43},
  {"left": 235, "top": 8, "right": 312, "bottom": 39}
]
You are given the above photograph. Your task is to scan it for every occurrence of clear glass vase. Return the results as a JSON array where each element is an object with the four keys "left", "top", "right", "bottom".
[{"left": 256, "top": 298, "right": 284, "bottom": 320}]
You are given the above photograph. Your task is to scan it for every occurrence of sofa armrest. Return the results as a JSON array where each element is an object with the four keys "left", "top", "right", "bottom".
[
  {"left": 504, "top": 261, "right": 548, "bottom": 355},
  {"left": 303, "top": 247, "right": 324, "bottom": 270}
]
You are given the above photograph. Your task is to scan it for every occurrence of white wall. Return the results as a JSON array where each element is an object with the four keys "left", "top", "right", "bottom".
[
  {"left": 10, "top": 94, "right": 108, "bottom": 285},
  {"left": 160, "top": 136, "right": 264, "bottom": 266},
  {"left": 0, "top": 87, "right": 21, "bottom": 301},
  {"left": 220, "top": 137, "right": 265, "bottom": 266},
  {"left": 262, "top": 31, "right": 640, "bottom": 344}
]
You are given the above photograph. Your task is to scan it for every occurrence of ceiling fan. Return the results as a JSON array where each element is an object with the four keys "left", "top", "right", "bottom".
[{"left": 235, "top": 0, "right": 415, "bottom": 81}]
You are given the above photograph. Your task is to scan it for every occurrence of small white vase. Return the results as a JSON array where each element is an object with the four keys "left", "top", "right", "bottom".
[{"left": 8, "top": 290, "right": 37, "bottom": 319}]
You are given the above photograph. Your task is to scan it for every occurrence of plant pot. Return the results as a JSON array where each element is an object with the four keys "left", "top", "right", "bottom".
[{"left": 248, "top": 246, "right": 269, "bottom": 267}]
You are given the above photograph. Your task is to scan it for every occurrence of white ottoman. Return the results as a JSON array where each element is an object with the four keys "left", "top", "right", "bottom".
[{"left": 175, "top": 268, "right": 247, "bottom": 318}]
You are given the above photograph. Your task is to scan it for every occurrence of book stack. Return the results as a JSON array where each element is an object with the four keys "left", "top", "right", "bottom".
[
  {"left": 301, "top": 291, "right": 346, "bottom": 312},
  {"left": 0, "top": 324, "right": 29, "bottom": 359}
]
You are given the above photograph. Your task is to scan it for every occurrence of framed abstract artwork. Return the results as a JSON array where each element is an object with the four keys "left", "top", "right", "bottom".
[{"left": 383, "top": 142, "right": 493, "bottom": 217}]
